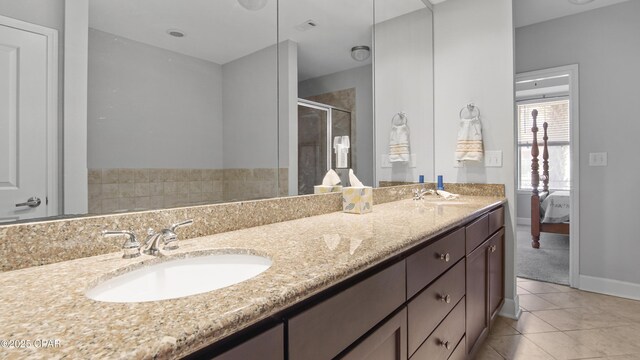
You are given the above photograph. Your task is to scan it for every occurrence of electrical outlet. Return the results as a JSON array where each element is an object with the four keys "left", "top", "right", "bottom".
[
  {"left": 589, "top": 152, "right": 607, "bottom": 166},
  {"left": 484, "top": 151, "right": 503, "bottom": 167}
]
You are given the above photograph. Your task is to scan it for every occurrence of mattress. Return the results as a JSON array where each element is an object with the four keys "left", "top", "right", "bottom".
[{"left": 540, "top": 190, "right": 570, "bottom": 224}]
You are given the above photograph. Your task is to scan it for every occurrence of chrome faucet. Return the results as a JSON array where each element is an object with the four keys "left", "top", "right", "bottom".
[
  {"left": 141, "top": 219, "right": 194, "bottom": 256},
  {"left": 101, "top": 230, "right": 142, "bottom": 259},
  {"left": 103, "top": 219, "right": 193, "bottom": 258},
  {"left": 413, "top": 188, "right": 431, "bottom": 200}
]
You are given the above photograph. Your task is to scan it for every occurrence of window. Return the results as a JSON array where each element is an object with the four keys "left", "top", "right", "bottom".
[{"left": 517, "top": 99, "right": 570, "bottom": 190}]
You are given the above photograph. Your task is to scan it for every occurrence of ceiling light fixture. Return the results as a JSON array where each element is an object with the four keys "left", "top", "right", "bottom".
[
  {"left": 238, "top": 0, "right": 268, "bottom": 11},
  {"left": 568, "top": 0, "right": 595, "bottom": 5},
  {"left": 167, "top": 29, "right": 186, "bottom": 38},
  {"left": 351, "top": 46, "right": 370, "bottom": 62}
]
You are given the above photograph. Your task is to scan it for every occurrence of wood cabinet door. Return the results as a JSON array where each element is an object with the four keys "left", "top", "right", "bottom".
[
  {"left": 489, "top": 229, "right": 505, "bottom": 319},
  {"left": 341, "top": 308, "right": 407, "bottom": 360},
  {"left": 465, "top": 240, "right": 489, "bottom": 356}
]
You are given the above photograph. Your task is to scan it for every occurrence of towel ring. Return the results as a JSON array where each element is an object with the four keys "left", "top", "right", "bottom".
[
  {"left": 392, "top": 112, "right": 408, "bottom": 126},
  {"left": 459, "top": 104, "right": 480, "bottom": 120}
]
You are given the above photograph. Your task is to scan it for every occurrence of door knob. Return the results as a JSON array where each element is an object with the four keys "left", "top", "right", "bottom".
[{"left": 15, "top": 197, "right": 42, "bottom": 208}]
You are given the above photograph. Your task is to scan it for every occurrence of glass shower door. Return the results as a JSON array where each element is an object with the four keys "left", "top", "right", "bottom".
[{"left": 297, "top": 103, "right": 329, "bottom": 195}]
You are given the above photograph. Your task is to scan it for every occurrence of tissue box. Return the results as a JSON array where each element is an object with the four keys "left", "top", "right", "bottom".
[
  {"left": 342, "top": 186, "right": 373, "bottom": 214},
  {"left": 314, "top": 185, "right": 343, "bottom": 194}
]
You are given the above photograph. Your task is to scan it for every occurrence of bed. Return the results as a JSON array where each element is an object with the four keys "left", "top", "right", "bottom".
[{"left": 530, "top": 109, "right": 570, "bottom": 249}]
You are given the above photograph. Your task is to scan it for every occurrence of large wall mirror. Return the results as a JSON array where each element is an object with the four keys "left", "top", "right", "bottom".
[
  {"left": 86, "top": 0, "right": 280, "bottom": 215},
  {"left": 374, "top": 0, "right": 434, "bottom": 186},
  {"left": 0, "top": 0, "right": 433, "bottom": 225}
]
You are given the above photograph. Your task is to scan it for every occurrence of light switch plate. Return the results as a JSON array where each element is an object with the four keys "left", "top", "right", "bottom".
[
  {"left": 589, "top": 152, "right": 608, "bottom": 166},
  {"left": 484, "top": 151, "right": 503, "bottom": 167}
]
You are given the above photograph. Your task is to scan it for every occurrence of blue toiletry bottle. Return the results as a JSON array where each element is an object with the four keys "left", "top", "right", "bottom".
[
  {"left": 437, "top": 175, "right": 444, "bottom": 190},
  {"left": 419, "top": 175, "right": 424, "bottom": 184}
]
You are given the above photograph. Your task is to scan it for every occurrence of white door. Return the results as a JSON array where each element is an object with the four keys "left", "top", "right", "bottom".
[{"left": 0, "top": 23, "right": 51, "bottom": 222}]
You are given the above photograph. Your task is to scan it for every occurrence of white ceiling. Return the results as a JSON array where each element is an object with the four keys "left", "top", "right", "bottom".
[
  {"left": 89, "top": 0, "right": 428, "bottom": 81},
  {"left": 514, "top": 0, "right": 629, "bottom": 28}
]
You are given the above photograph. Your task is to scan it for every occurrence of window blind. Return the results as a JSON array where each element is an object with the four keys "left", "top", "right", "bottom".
[{"left": 517, "top": 100, "right": 570, "bottom": 144}]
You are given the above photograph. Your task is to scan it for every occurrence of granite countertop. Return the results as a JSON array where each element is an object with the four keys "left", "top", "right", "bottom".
[{"left": 0, "top": 195, "right": 504, "bottom": 359}]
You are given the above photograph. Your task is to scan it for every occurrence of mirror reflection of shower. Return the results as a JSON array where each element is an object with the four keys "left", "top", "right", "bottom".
[{"left": 297, "top": 99, "right": 353, "bottom": 195}]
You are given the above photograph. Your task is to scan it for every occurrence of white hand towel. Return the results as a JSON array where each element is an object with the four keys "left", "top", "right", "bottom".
[
  {"left": 437, "top": 190, "right": 460, "bottom": 200},
  {"left": 389, "top": 113, "right": 410, "bottom": 162},
  {"left": 455, "top": 116, "right": 483, "bottom": 162}
]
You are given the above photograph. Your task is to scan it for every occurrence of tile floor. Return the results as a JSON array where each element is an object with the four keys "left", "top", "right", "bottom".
[{"left": 477, "top": 278, "right": 640, "bottom": 360}]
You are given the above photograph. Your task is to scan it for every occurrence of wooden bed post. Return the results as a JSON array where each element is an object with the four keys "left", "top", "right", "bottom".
[
  {"left": 542, "top": 122, "right": 550, "bottom": 193},
  {"left": 531, "top": 110, "right": 541, "bottom": 249}
]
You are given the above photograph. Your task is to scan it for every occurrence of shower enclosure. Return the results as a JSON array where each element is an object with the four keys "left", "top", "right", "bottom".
[{"left": 297, "top": 99, "right": 353, "bottom": 195}]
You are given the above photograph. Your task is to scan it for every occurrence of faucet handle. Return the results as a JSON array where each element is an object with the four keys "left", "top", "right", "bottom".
[
  {"left": 169, "top": 219, "right": 193, "bottom": 232},
  {"left": 102, "top": 230, "right": 141, "bottom": 259},
  {"left": 163, "top": 219, "right": 193, "bottom": 251}
]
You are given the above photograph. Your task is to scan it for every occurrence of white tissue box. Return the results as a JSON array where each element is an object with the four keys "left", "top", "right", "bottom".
[
  {"left": 342, "top": 186, "right": 373, "bottom": 214},
  {"left": 314, "top": 185, "right": 343, "bottom": 194}
]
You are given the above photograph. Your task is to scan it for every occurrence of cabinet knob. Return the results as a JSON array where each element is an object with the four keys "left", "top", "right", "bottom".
[
  {"left": 438, "top": 294, "right": 452, "bottom": 304},
  {"left": 490, "top": 245, "right": 497, "bottom": 253},
  {"left": 439, "top": 340, "right": 451, "bottom": 350},
  {"left": 438, "top": 253, "right": 451, "bottom": 262}
]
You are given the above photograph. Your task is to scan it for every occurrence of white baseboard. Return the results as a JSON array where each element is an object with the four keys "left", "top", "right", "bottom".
[
  {"left": 517, "top": 217, "right": 531, "bottom": 226},
  {"left": 498, "top": 296, "right": 521, "bottom": 320},
  {"left": 579, "top": 275, "right": 640, "bottom": 301}
]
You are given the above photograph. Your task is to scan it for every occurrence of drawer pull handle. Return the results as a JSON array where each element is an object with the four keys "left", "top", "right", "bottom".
[
  {"left": 438, "top": 294, "right": 452, "bottom": 304},
  {"left": 439, "top": 340, "right": 451, "bottom": 350},
  {"left": 438, "top": 253, "right": 451, "bottom": 262}
]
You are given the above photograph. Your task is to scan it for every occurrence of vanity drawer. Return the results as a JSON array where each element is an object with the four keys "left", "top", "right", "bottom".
[
  {"left": 409, "top": 297, "right": 465, "bottom": 360},
  {"left": 489, "top": 206, "right": 504, "bottom": 235},
  {"left": 448, "top": 336, "right": 466, "bottom": 360},
  {"left": 466, "top": 214, "right": 489, "bottom": 254},
  {"left": 288, "top": 261, "right": 406, "bottom": 360},
  {"left": 406, "top": 228, "right": 465, "bottom": 298},
  {"left": 408, "top": 259, "right": 465, "bottom": 356}
]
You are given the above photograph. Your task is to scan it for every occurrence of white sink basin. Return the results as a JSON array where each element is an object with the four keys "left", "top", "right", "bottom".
[{"left": 86, "top": 254, "right": 271, "bottom": 303}]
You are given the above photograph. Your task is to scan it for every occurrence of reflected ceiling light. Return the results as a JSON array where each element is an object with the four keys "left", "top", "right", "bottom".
[
  {"left": 167, "top": 29, "right": 186, "bottom": 38},
  {"left": 351, "top": 46, "right": 370, "bottom": 62},
  {"left": 238, "top": 0, "right": 268, "bottom": 11},
  {"left": 568, "top": 0, "right": 595, "bottom": 4}
]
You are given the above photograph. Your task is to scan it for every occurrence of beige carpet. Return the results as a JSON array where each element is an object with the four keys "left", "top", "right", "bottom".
[{"left": 517, "top": 225, "right": 569, "bottom": 285}]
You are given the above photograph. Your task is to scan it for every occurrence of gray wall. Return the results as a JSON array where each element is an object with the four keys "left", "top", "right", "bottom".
[
  {"left": 87, "top": 29, "right": 224, "bottom": 169},
  {"left": 375, "top": 8, "right": 434, "bottom": 185},
  {"left": 222, "top": 44, "right": 279, "bottom": 169},
  {"left": 434, "top": 0, "right": 516, "bottom": 315},
  {"left": 516, "top": 1, "right": 640, "bottom": 286},
  {"left": 298, "top": 64, "right": 374, "bottom": 187}
]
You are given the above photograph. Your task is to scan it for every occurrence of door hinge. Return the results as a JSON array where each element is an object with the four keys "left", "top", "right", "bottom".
[{"left": 46, "top": 197, "right": 49, "bottom": 205}]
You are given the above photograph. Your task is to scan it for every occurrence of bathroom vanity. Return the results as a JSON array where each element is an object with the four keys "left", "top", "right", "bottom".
[
  {"left": 196, "top": 202, "right": 505, "bottom": 360},
  {"left": 0, "top": 194, "right": 504, "bottom": 360}
]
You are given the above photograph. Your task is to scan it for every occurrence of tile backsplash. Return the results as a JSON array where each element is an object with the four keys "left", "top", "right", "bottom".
[{"left": 88, "top": 168, "right": 289, "bottom": 215}]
